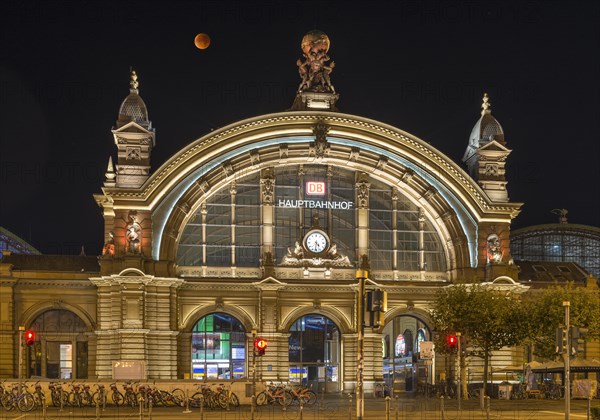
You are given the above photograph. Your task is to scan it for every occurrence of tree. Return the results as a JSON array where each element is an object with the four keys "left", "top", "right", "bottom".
[
  {"left": 430, "top": 284, "right": 528, "bottom": 398},
  {"left": 522, "top": 281, "right": 600, "bottom": 360}
]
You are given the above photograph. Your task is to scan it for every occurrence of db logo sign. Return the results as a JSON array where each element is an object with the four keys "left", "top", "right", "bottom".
[{"left": 306, "top": 181, "right": 326, "bottom": 195}]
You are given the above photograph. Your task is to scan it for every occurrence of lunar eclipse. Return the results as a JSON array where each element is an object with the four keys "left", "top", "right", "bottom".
[{"left": 194, "top": 33, "right": 211, "bottom": 50}]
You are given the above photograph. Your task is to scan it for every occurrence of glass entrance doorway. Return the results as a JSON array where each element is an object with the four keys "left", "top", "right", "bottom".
[
  {"left": 289, "top": 314, "right": 340, "bottom": 393},
  {"left": 382, "top": 315, "right": 431, "bottom": 394}
]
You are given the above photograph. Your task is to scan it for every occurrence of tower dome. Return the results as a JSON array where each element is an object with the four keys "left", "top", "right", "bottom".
[
  {"left": 116, "top": 70, "right": 150, "bottom": 129},
  {"left": 468, "top": 93, "right": 504, "bottom": 149}
]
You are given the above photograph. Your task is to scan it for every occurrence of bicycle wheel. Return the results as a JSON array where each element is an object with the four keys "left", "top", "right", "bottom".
[
  {"left": 190, "top": 391, "right": 204, "bottom": 408},
  {"left": 190, "top": 392, "right": 204, "bottom": 408},
  {"left": 112, "top": 391, "right": 124, "bottom": 406},
  {"left": 278, "top": 390, "right": 293, "bottom": 407},
  {"left": 303, "top": 390, "right": 317, "bottom": 405},
  {"left": 68, "top": 392, "right": 81, "bottom": 407},
  {"left": 18, "top": 393, "right": 36, "bottom": 412},
  {"left": 170, "top": 388, "right": 186, "bottom": 406},
  {"left": 1, "top": 394, "right": 15, "bottom": 410},
  {"left": 229, "top": 392, "right": 240, "bottom": 407},
  {"left": 92, "top": 391, "right": 106, "bottom": 406},
  {"left": 216, "top": 391, "right": 228, "bottom": 409},
  {"left": 255, "top": 391, "right": 268, "bottom": 406},
  {"left": 81, "top": 391, "right": 93, "bottom": 406}
]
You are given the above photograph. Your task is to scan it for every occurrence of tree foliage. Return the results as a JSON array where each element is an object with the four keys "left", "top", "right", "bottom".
[
  {"left": 430, "top": 284, "right": 528, "bottom": 396},
  {"left": 522, "top": 282, "right": 600, "bottom": 359}
]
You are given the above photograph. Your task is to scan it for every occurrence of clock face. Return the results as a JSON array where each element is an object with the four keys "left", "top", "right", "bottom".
[{"left": 305, "top": 231, "right": 328, "bottom": 253}]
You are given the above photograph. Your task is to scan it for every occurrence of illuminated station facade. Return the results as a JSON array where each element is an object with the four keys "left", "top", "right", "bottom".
[{"left": 2, "top": 31, "right": 533, "bottom": 391}]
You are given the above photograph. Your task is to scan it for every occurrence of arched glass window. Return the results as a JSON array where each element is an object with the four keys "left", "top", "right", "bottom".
[
  {"left": 28, "top": 309, "right": 89, "bottom": 379},
  {"left": 177, "top": 164, "right": 447, "bottom": 274},
  {"left": 191, "top": 313, "right": 246, "bottom": 380},
  {"left": 289, "top": 314, "right": 341, "bottom": 391},
  {"left": 383, "top": 315, "right": 431, "bottom": 392}
]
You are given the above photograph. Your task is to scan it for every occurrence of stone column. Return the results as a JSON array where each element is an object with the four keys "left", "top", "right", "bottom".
[
  {"left": 0, "top": 272, "right": 16, "bottom": 377},
  {"left": 343, "top": 333, "right": 358, "bottom": 392},
  {"left": 356, "top": 173, "right": 370, "bottom": 259},
  {"left": 260, "top": 169, "right": 275, "bottom": 260}
]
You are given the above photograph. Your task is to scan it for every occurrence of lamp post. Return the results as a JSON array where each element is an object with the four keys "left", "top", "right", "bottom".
[
  {"left": 18, "top": 326, "right": 25, "bottom": 386},
  {"left": 250, "top": 329, "right": 257, "bottom": 420},
  {"left": 355, "top": 268, "right": 367, "bottom": 420},
  {"left": 456, "top": 332, "right": 461, "bottom": 410},
  {"left": 563, "top": 301, "right": 570, "bottom": 420}
]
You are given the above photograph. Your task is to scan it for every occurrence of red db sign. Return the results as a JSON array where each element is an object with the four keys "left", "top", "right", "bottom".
[{"left": 306, "top": 181, "right": 326, "bottom": 195}]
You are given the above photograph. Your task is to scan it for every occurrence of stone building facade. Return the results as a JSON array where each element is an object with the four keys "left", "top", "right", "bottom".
[{"left": 2, "top": 32, "right": 544, "bottom": 393}]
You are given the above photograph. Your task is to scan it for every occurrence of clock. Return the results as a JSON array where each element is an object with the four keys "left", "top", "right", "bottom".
[{"left": 304, "top": 230, "right": 329, "bottom": 254}]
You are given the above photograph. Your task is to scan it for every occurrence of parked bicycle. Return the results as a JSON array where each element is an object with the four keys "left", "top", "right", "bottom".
[
  {"left": 256, "top": 382, "right": 292, "bottom": 407},
  {"left": 216, "top": 382, "right": 239, "bottom": 409},
  {"left": 0, "top": 382, "right": 35, "bottom": 412}
]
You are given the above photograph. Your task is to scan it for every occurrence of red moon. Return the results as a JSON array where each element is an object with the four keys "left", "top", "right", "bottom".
[{"left": 194, "top": 33, "right": 211, "bottom": 50}]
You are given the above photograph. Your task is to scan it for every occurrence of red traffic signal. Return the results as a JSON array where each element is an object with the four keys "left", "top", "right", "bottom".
[
  {"left": 254, "top": 338, "right": 267, "bottom": 356},
  {"left": 25, "top": 330, "right": 35, "bottom": 347},
  {"left": 446, "top": 335, "right": 458, "bottom": 349}
]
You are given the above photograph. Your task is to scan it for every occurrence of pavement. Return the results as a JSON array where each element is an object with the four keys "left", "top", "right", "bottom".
[{"left": 1, "top": 394, "right": 598, "bottom": 419}]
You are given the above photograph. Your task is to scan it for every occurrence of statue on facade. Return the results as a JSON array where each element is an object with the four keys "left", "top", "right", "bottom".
[
  {"left": 486, "top": 233, "right": 502, "bottom": 264},
  {"left": 297, "top": 30, "right": 336, "bottom": 93},
  {"left": 126, "top": 211, "right": 142, "bottom": 254},
  {"left": 101, "top": 231, "right": 115, "bottom": 256}
]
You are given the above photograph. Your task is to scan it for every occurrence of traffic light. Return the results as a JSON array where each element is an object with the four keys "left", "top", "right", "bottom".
[
  {"left": 447, "top": 334, "right": 458, "bottom": 351},
  {"left": 25, "top": 330, "right": 35, "bottom": 347},
  {"left": 254, "top": 338, "right": 267, "bottom": 356},
  {"left": 570, "top": 326, "right": 588, "bottom": 356}
]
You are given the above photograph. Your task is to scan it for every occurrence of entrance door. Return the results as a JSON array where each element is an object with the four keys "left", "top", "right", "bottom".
[
  {"left": 46, "top": 342, "right": 72, "bottom": 379},
  {"left": 288, "top": 314, "right": 341, "bottom": 393}
]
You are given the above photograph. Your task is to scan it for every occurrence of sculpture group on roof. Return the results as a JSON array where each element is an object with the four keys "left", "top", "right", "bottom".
[{"left": 297, "top": 30, "right": 336, "bottom": 94}]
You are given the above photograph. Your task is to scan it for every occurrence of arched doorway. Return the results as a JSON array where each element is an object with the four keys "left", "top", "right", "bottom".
[
  {"left": 289, "top": 314, "right": 341, "bottom": 393},
  {"left": 191, "top": 313, "right": 246, "bottom": 380},
  {"left": 382, "top": 315, "right": 432, "bottom": 393},
  {"left": 27, "top": 309, "right": 90, "bottom": 379}
]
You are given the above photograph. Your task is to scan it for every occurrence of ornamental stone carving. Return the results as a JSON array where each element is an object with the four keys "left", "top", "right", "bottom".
[
  {"left": 310, "top": 121, "right": 330, "bottom": 159},
  {"left": 261, "top": 173, "right": 275, "bottom": 204},
  {"left": 356, "top": 174, "right": 370, "bottom": 209},
  {"left": 126, "top": 211, "right": 142, "bottom": 254},
  {"left": 487, "top": 233, "right": 502, "bottom": 264}
]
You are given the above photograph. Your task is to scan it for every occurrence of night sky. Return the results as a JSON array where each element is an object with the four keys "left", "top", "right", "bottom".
[{"left": 1, "top": 0, "right": 598, "bottom": 256}]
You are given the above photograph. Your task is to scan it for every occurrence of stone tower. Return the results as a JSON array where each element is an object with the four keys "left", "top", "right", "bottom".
[
  {"left": 107, "top": 70, "right": 155, "bottom": 189},
  {"left": 462, "top": 93, "right": 511, "bottom": 203}
]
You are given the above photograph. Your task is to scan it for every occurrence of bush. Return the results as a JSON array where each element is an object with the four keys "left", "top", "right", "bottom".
[{"left": 591, "top": 406, "right": 600, "bottom": 420}]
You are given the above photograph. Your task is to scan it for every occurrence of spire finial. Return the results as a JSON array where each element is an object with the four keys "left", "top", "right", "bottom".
[
  {"left": 130, "top": 70, "right": 139, "bottom": 92},
  {"left": 481, "top": 93, "right": 491, "bottom": 115}
]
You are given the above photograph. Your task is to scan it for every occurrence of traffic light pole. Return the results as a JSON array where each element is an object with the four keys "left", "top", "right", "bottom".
[
  {"left": 356, "top": 269, "right": 367, "bottom": 420},
  {"left": 563, "top": 301, "right": 570, "bottom": 420},
  {"left": 456, "top": 332, "right": 461, "bottom": 410},
  {"left": 18, "top": 326, "right": 25, "bottom": 388},
  {"left": 251, "top": 329, "right": 257, "bottom": 420}
]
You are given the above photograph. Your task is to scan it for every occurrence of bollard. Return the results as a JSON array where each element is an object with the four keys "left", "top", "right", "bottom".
[
  {"left": 385, "top": 396, "right": 391, "bottom": 420},
  {"left": 199, "top": 395, "right": 204, "bottom": 420},
  {"left": 182, "top": 388, "right": 192, "bottom": 414},
  {"left": 43, "top": 396, "right": 47, "bottom": 420},
  {"left": 485, "top": 396, "right": 490, "bottom": 420},
  {"left": 348, "top": 393, "right": 353, "bottom": 420},
  {"left": 138, "top": 394, "right": 144, "bottom": 420},
  {"left": 250, "top": 394, "right": 255, "bottom": 420},
  {"left": 95, "top": 394, "right": 100, "bottom": 419},
  {"left": 440, "top": 396, "right": 445, "bottom": 420},
  {"left": 148, "top": 395, "right": 153, "bottom": 420},
  {"left": 299, "top": 397, "right": 304, "bottom": 420},
  {"left": 395, "top": 396, "right": 399, "bottom": 420}
]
